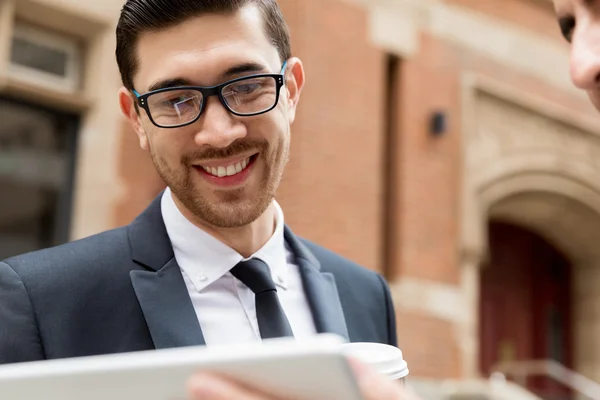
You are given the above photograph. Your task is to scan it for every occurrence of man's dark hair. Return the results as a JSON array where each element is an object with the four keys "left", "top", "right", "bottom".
[{"left": 116, "top": 0, "right": 292, "bottom": 90}]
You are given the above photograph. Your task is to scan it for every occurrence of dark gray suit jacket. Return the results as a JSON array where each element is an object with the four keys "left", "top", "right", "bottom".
[{"left": 0, "top": 195, "right": 397, "bottom": 364}]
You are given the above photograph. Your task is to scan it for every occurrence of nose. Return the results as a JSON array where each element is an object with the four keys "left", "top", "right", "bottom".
[
  {"left": 194, "top": 97, "right": 247, "bottom": 148},
  {"left": 570, "top": 24, "right": 600, "bottom": 90}
]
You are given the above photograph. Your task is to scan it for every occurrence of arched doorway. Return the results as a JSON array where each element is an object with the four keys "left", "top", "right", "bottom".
[
  {"left": 459, "top": 77, "right": 600, "bottom": 383},
  {"left": 480, "top": 221, "right": 572, "bottom": 398}
]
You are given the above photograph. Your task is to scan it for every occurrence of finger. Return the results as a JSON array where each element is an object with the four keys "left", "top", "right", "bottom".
[
  {"left": 188, "top": 373, "right": 270, "bottom": 400},
  {"left": 349, "top": 359, "right": 413, "bottom": 400}
]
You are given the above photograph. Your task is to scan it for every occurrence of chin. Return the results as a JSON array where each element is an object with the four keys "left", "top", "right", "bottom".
[
  {"left": 206, "top": 202, "right": 270, "bottom": 228},
  {"left": 185, "top": 192, "right": 273, "bottom": 229}
]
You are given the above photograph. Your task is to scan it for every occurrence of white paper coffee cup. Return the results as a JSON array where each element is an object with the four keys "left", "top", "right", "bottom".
[{"left": 340, "top": 342, "right": 409, "bottom": 381}]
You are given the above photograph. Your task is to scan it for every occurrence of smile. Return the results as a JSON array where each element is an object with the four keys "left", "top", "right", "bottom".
[{"left": 197, "top": 155, "right": 257, "bottom": 178}]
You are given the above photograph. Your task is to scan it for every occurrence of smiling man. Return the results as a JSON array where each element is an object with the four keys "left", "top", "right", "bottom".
[
  {"left": 0, "top": 0, "right": 398, "bottom": 385},
  {"left": 120, "top": 3, "right": 297, "bottom": 261}
]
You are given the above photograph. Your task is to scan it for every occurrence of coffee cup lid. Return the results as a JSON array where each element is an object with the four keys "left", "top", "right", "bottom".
[{"left": 340, "top": 342, "right": 409, "bottom": 380}]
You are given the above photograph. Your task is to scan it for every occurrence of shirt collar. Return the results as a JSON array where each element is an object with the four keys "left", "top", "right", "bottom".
[{"left": 161, "top": 188, "right": 289, "bottom": 292}]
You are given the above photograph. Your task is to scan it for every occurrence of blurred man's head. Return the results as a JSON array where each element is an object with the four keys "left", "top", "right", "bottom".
[
  {"left": 554, "top": 0, "right": 600, "bottom": 111},
  {"left": 116, "top": 0, "right": 305, "bottom": 229}
]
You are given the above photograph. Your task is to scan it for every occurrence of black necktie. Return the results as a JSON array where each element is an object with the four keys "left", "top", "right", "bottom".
[{"left": 230, "top": 258, "right": 294, "bottom": 339}]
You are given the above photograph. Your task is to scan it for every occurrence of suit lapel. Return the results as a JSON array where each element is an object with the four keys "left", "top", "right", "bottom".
[
  {"left": 284, "top": 227, "right": 350, "bottom": 341},
  {"left": 128, "top": 195, "right": 350, "bottom": 346},
  {"left": 128, "top": 194, "right": 205, "bottom": 349}
]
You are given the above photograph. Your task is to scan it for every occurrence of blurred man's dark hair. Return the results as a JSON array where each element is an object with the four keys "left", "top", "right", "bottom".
[{"left": 115, "top": 0, "right": 292, "bottom": 90}]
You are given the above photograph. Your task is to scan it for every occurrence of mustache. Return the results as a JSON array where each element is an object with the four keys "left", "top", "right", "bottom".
[{"left": 182, "top": 139, "right": 268, "bottom": 165}]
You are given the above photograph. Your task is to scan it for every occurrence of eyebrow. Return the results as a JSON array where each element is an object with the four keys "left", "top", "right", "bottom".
[
  {"left": 220, "top": 62, "right": 268, "bottom": 79},
  {"left": 147, "top": 78, "right": 192, "bottom": 92},
  {"left": 146, "top": 62, "right": 269, "bottom": 93}
]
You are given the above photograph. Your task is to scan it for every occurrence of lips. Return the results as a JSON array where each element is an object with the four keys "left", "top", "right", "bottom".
[
  {"left": 193, "top": 153, "right": 260, "bottom": 185},
  {"left": 199, "top": 157, "right": 251, "bottom": 178}
]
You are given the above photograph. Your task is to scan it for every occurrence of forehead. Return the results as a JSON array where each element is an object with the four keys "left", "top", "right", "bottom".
[
  {"left": 554, "top": 0, "right": 574, "bottom": 12},
  {"left": 554, "top": 0, "right": 594, "bottom": 12},
  {"left": 134, "top": 5, "right": 280, "bottom": 91}
]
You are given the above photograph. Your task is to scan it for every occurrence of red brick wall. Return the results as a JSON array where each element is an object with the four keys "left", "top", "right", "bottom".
[
  {"left": 397, "top": 311, "right": 462, "bottom": 379},
  {"left": 443, "top": 0, "right": 562, "bottom": 40},
  {"left": 275, "top": 0, "right": 387, "bottom": 273},
  {"left": 389, "top": 31, "right": 463, "bottom": 378},
  {"left": 392, "top": 32, "right": 463, "bottom": 286}
]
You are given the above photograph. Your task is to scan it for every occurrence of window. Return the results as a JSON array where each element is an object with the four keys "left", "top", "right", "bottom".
[
  {"left": 0, "top": 97, "right": 79, "bottom": 259},
  {"left": 8, "top": 23, "right": 82, "bottom": 92}
]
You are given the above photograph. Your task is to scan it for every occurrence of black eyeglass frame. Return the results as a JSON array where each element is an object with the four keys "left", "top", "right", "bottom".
[{"left": 133, "top": 63, "right": 287, "bottom": 129}]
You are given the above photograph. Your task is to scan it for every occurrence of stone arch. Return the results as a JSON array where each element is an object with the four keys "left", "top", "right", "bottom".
[
  {"left": 462, "top": 159, "right": 600, "bottom": 381},
  {"left": 472, "top": 162, "right": 600, "bottom": 265},
  {"left": 459, "top": 74, "right": 600, "bottom": 381}
]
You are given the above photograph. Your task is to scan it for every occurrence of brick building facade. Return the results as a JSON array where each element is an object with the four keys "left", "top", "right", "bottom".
[{"left": 2, "top": 0, "right": 600, "bottom": 393}]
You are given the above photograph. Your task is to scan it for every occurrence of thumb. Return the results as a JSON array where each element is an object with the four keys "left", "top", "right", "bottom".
[
  {"left": 348, "top": 358, "right": 403, "bottom": 400},
  {"left": 349, "top": 358, "right": 422, "bottom": 400}
]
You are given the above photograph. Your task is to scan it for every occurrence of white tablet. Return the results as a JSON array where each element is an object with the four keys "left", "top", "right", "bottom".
[{"left": 0, "top": 334, "right": 363, "bottom": 400}]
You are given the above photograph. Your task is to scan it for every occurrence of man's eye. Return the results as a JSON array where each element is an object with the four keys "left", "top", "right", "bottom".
[
  {"left": 232, "top": 83, "right": 260, "bottom": 94},
  {"left": 559, "top": 16, "right": 576, "bottom": 42}
]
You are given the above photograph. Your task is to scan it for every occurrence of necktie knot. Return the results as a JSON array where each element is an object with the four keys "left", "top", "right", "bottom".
[{"left": 230, "top": 258, "right": 276, "bottom": 294}]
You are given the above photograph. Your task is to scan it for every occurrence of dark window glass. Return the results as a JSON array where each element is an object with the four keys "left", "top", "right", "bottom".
[
  {"left": 10, "top": 37, "right": 69, "bottom": 77},
  {"left": 0, "top": 97, "right": 79, "bottom": 260}
]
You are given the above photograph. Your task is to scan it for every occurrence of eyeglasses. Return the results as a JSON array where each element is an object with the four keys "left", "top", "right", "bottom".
[{"left": 133, "top": 62, "right": 287, "bottom": 129}]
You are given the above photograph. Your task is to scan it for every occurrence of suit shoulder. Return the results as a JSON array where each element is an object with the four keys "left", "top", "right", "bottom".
[
  {"left": 299, "top": 238, "right": 381, "bottom": 282},
  {"left": 299, "top": 237, "right": 396, "bottom": 345},
  {"left": 2, "top": 227, "right": 130, "bottom": 276}
]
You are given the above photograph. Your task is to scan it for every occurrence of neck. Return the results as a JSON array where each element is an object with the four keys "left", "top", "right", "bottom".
[{"left": 173, "top": 197, "right": 277, "bottom": 259}]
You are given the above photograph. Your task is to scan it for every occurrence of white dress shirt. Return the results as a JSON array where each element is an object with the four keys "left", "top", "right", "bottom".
[{"left": 161, "top": 188, "right": 317, "bottom": 346}]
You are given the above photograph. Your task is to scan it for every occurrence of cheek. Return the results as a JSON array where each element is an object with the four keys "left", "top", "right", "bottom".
[
  {"left": 587, "top": 89, "right": 600, "bottom": 112},
  {"left": 248, "top": 111, "right": 288, "bottom": 144},
  {"left": 147, "top": 134, "right": 183, "bottom": 168},
  {"left": 144, "top": 124, "right": 190, "bottom": 162}
]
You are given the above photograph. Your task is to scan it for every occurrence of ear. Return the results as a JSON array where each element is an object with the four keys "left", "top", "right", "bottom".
[
  {"left": 283, "top": 57, "right": 305, "bottom": 124},
  {"left": 118, "top": 87, "right": 149, "bottom": 151}
]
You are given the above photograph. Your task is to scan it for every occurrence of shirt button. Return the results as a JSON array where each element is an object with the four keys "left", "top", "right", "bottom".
[
  {"left": 277, "top": 275, "right": 284, "bottom": 284},
  {"left": 197, "top": 274, "right": 208, "bottom": 283}
]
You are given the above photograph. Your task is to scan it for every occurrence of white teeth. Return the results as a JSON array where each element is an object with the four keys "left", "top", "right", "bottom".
[{"left": 201, "top": 157, "right": 252, "bottom": 178}]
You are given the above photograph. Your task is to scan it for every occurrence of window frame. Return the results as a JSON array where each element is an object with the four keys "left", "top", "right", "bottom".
[{"left": 8, "top": 22, "right": 82, "bottom": 93}]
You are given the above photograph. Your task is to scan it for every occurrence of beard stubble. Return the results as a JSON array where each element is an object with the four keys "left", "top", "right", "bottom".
[{"left": 150, "top": 138, "right": 289, "bottom": 228}]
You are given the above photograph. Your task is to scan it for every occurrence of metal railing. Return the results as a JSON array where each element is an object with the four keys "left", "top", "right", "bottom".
[{"left": 492, "top": 360, "right": 600, "bottom": 400}]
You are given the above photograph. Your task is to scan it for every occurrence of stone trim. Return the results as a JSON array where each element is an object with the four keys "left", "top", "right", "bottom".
[
  {"left": 460, "top": 72, "right": 600, "bottom": 262},
  {"left": 15, "top": 0, "right": 107, "bottom": 39},
  {"left": 0, "top": 0, "right": 15, "bottom": 80},
  {"left": 390, "top": 271, "right": 480, "bottom": 378},
  {"left": 343, "top": 0, "right": 582, "bottom": 100},
  {"left": 390, "top": 278, "right": 467, "bottom": 324}
]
